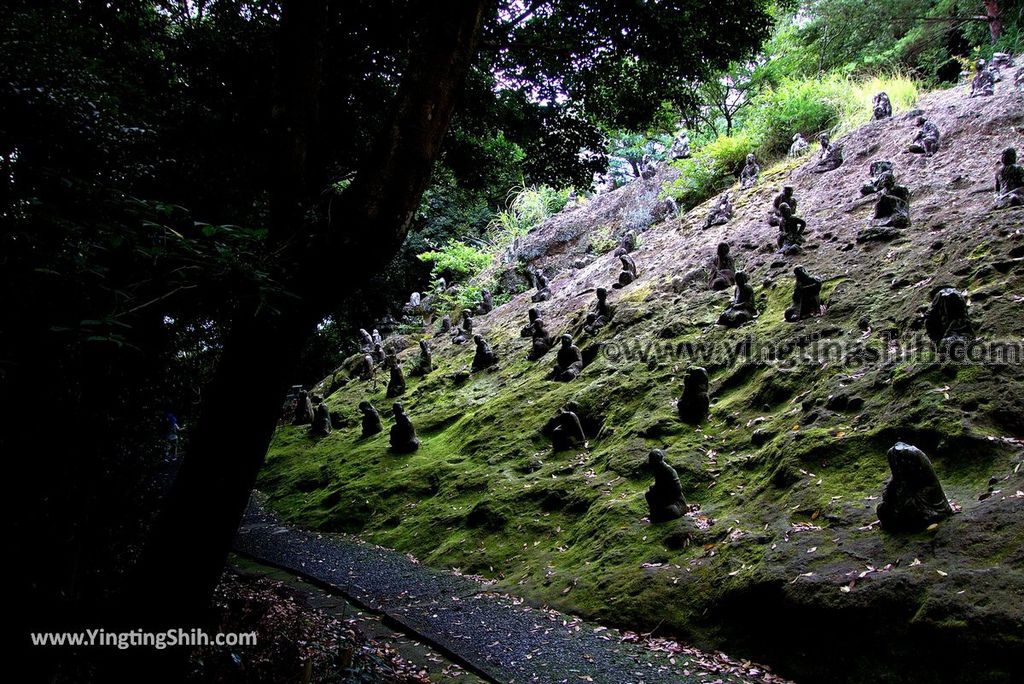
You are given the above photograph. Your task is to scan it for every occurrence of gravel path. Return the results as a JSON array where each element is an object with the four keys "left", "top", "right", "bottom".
[{"left": 236, "top": 496, "right": 761, "bottom": 684}]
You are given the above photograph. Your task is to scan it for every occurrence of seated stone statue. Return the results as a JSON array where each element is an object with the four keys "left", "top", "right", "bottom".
[
  {"left": 739, "top": 153, "right": 760, "bottom": 189},
  {"left": 359, "top": 400, "right": 383, "bottom": 438},
  {"left": 370, "top": 343, "right": 386, "bottom": 365},
  {"left": 775, "top": 203, "right": 807, "bottom": 253},
  {"left": 876, "top": 442, "right": 952, "bottom": 532},
  {"left": 644, "top": 450, "right": 687, "bottom": 523},
  {"left": 436, "top": 314, "right": 452, "bottom": 336},
  {"left": 860, "top": 160, "right": 894, "bottom": 195},
  {"left": 356, "top": 353, "right": 375, "bottom": 381},
  {"left": 768, "top": 186, "right": 798, "bottom": 226},
  {"left": 990, "top": 51, "right": 1015, "bottom": 75},
  {"left": 311, "top": 401, "right": 332, "bottom": 436},
  {"left": 708, "top": 242, "right": 736, "bottom": 291},
  {"left": 869, "top": 171, "right": 911, "bottom": 229},
  {"left": 970, "top": 59, "right": 995, "bottom": 97},
  {"left": 292, "top": 389, "right": 314, "bottom": 425},
  {"left": 872, "top": 91, "right": 892, "bottom": 120},
  {"left": 995, "top": 147, "right": 1024, "bottom": 208},
  {"left": 924, "top": 287, "right": 974, "bottom": 347},
  {"left": 670, "top": 129, "right": 691, "bottom": 160},
  {"left": 531, "top": 271, "right": 552, "bottom": 302},
  {"left": 907, "top": 117, "right": 940, "bottom": 156},
  {"left": 613, "top": 254, "right": 637, "bottom": 289},
  {"left": 478, "top": 289, "right": 493, "bottom": 315},
  {"left": 358, "top": 328, "right": 373, "bottom": 353},
  {"left": 389, "top": 402, "right": 420, "bottom": 453},
  {"left": 613, "top": 230, "right": 637, "bottom": 257},
  {"left": 520, "top": 307, "right": 541, "bottom": 338},
  {"left": 811, "top": 133, "right": 843, "bottom": 173},
  {"left": 523, "top": 311, "right": 555, "bottom": 360},
  {"left": 409, "top": 339, "right": 433, "bottom": 377},
  {"left": 552, "top": 334, "right": 583, "bottom": 381},
  {"left": 471, "top": 334, "right": 498, "bottom": 371},
  {"left": 784, "top": 266, "right": 822, "bottom": 322},
  {"left": 386, "top": 355, "right": 407, "bottom": 397},
  {"left": 594, "top": 287, "right": 612, "bottom": 321},
  {"left": 703, "top": 191, "right": 734, "bottom": 229},
  {"left": 677, "top": 367, "right": 710, "bottom": 424},
  {"left": 545, "top": 405, "right": 588, "bottom": 452},
  {"left": 451, "top": 314, "right": 473, "bottom": 345},
  {"left": 788, "top": 133, "right": 809, "bottom": 157},
  {"left": 371, "top": 328, "right": 383, "bottom": 347},
  {"left": 718, "top": 271, "right": 756, "bottom": 328}
]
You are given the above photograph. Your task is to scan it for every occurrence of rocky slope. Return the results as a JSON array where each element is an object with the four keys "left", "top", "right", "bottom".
[{"left": 259, "top": 79, "right": 1024, "bottom": 683}]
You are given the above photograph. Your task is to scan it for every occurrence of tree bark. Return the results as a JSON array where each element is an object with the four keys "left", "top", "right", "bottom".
[
  {"left": 984, "top": 1, "right": 1002, "bottom": 43},
  {"left": 128, "top": 0, "right": 488, "bottom": 644}
]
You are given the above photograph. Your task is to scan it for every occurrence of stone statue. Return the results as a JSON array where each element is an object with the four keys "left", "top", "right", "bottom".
[
  {"left": 546, "top": 405, "right": 588, "bottom": 452},
  {"left": 812, "top": 133, "right": 843, "bottom": 173},
  {"left": 356, "top": 353, "right": 375, "bottom": 381},
  {"left": 371, "top": 328, "right": 383, "bottom": 347},
  {"left": 594, "top": 287, "right": 612, "bottom": 321},
  {"left": 292, "top": 389, "right": 314, "bottom": 425},
  {"left": 990, "top": 52, "right": 1015, "bottom": 75},
  {"left": 739, "top": 153, "right": 760, "bottom": 189},
  {"left": 552, "top": 334, "right": 583, "bottom": 381},
  {"left": 471, "top": 334, "right": 498, "bottom": 371},
  {"left": 520, "top": 307, "right": 541, "bottom": 338},
  {"left": 371, "top": 343, "right": 386, "bottom": 365},
  {"left": 924, "top": 287, "right": 973, "bottom": 347},
  {"left": 677, "top": 366, "right": 710, "bottom": 424},
  {"left": 869, "top": 171, "right": 911, "bottom": 229},
  {"left": 907, "top": 117, "right": 940, "bottom": 156},
  {"left": 970, "top": 59, "right": 995, "bottom": 97},
  {"left": 389, "top": 402, "right": 419, "bottom": 453},
  {"left": 613, "top": 230, "right": 637, "bottom": 257},
  {"left": 703, "top": 191, "right": 734, "bottom": 229},
  {"left": 644, "top": 450, "right": 687, "bottom": 523},
  {"left": 718, "top": 271, "right": 756, "bottom": 328},
  {"left": 670, "top": 129, "right": 691, "bottom": 160},
  {"left": 409, "top": 339, "right": 433, "bottom": 377},
  {"left": 479, "top": 289, "right": 493, "bottom": 315},
  {"left": 788, "top": 133, "right": 809, "bottom": 157},
  {"left": 386, "top": 354, "right": 406, "bottom": 398},
  {"left": 872, "top": 92, "right": 892, "bottom": 120},
  {"left": 522, "top": 308, "right": 555, "bottom": 360},
  {"left": 995, "top": 147, "right": 1024, "bottom": 208},
  {"left": 452, "top": 314, "right": 473, "bottom": 345},
  {"left": 708, "top": 242, "right": 736, "bottom": 291},
  {"left": 613, "top": 254, "right": 637, "bottom": 289},
  {"left": 1016, "top": 65, "right": 1024, "bottom": 92},
  {"left": 775, "top": 203, "right": 807, "bottom": 253},
  {"left": 784, "top": 266, "right": 822, "bottom": 322},
  {"left": 876, "top": 442, "right": 952, "bottom": 532},
  {"left": 531, "top": 271, "right": 552, "bottom": 302},
  {"left": 436, "top": 315, "right": 452, "bottom": 336},
  {"left": 358, "top": 328, "right": 374, "bottom": 353},
  {"left": 311, "top": 401, "right": 332, "bottom": 436},
  {"left": 768, "top": 186, "right": 798, "bottom": 226},
  {"left": 860, "top": 160, "right": 895, "bottom": 196},
  {"left": 359, "top": 401, "right": 383, "bottom": 438}
]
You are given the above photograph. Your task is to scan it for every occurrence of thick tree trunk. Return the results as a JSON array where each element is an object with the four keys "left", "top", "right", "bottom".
[
  {"left": 984, "top": 1, "right": 1002, "bottom": 43},
  {"left": 128, "top": 0, "right": 488, "bottom": 648}
]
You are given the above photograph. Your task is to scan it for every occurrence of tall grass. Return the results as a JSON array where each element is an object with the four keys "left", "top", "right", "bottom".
[{"left": 485, "top": 185, "right": 570, "bottom": 249}]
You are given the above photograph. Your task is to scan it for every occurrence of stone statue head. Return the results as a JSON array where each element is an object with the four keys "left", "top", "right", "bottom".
[
  {"left": 560, "top": 334, "right": 573, "bottom": 347},
  {"left": 792, "top": 133, "right": 802, "bottom": 141},
  {"left": 779, "top": 202, "right": 792, "bottom": 217},
  {"left": 735, "top": 271, "right": 749, "bottom": 286},
  {"left": 648, "top": 449, "right": 667, "bottom": 467},
  {"left": 783, "top": 185, "right": 794, "bottom": 195},
  {"left": 794, "top": 265, "right": 808, "bottom": 281},
  {"left": 392, "top": 402, "right": 404, "bottom": 416},
  {"left": 746, "top": 153, "right": 756, "bottom": 164},
  {"left": 1003, "top": 147, "right": 1017, "bottom": 165},
  {"left": 528, "top": 307, "right": 539, "bottom": 322},
  {"left": 717, "top": 242, "right": 730, "bottom": 257},
  {"left": 419, "top": 339, "right": 429, "bottom": 353},
  {"left": 916, "top": 116, "right": 926, "bottom": 126},
  {"left": 976, "top": 58, "right": 986, "bottom": 69},
  {"left": 596, "top": 287, "right": 607, "bottom": 301},
  {"left": 473, "top": 334, "right": 483, "bottom": 346},
  {"left": 819, "top": 133, "right": 830, "bottom": 145},
  {"left": 359, "top": 400, "right": 373, "bottom": 413},
  {"left": 878, "top": 170, "right": 896, "bottom": 191}
]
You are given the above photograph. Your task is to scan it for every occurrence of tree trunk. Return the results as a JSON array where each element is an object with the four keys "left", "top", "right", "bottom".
[
  {"left": 984, "top": 1, "right": 1002, "bottom": 43},
  {"left": 127, "top": 0, "right": 488, "bottom": 651}
]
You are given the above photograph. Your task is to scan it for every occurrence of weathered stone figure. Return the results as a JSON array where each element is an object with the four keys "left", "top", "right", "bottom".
[
  {"left": 613, "top": 254, "right": 637, "bottom": 289},
  {"left": 613, "top": 230, "right": 637, "bottom": 257},
  {"left": 389, "top": 402, "right": 419, "bottom": 453},
  {"left": 311, "top": 402, "right": 332, "bottom": 436},
  {"left": 812, "top": 133, "right": 843, "bottom": 172},
  {"left": 386, "top": 355, "right": 406, "bottom": 398},
  {"left": 371, "top": 343, "right": 386, "bottom": 365},
  {"left": 358, "top": 328, "right": 374, "bottom": 353},
  {"left": 995, "top": 147, "right": 1024, "bottom": 208},
  {"left": 410, "top": 339, "right": 433, "bottom": 377},
  {"left": 292, "top": 389, "right": 314, "bottom": 425},
  {"left": 703, "top": 191, "right": 734, "bottom": 229},
  {"left": 523, "top": 309, "right": 555, "bottom": 360},
  {"left": 371, "top": 328, "right": 383, "bottom": 347},
  {"left": 478, "top": 289, "right": 494, "bottom": 315},
  {"left": 708, "top": 242, "right": 736, "bottom": 291},
  {"left": 718, "top": 271, "right": 756, "bottom": 328},
  {"left": 359, "top": 401, "right": 383, "bottom": 437},
  {"left": 436, "top": 315, "right": 452, "bottom": 336},
  {"left": 520, "top": 307, "right": 541, "bottom": 338},
  {"left": 452, "top": 314, "right": 473, "bottom": 345},
  {"left": 670, "top": 129, "right": 691, "bottom": 160},
  {"left": 924, "top": 287, "right": 973, "bottom": 347},
  {"left": 471, "top": 334, "right": 498, "bottom": 372},
  {"left": 356, "top": 353, "right": 375, "bottom": 381},
  {"left": 546, "top": 406, "right": 588, "bottom": 452},
  {"left": 594, "top": 287, "right": 612, "bottom": 321},
  {"left": 876, "top": 442, "right": 952, "bottom": 532},
  {"left": 768, "top": 186, "right": 798, "bottom": 226},
  {"left": 872, "top": 91, "right": 892, "bottom": 120},
  {"left": 740, "top": 153, "right": 760, "bottom": 189},
  {"left": 908, "top": 117, "right": 940, "bottom": 156},
  {"left": 775, "top": 203, "right": 807, "bottom": 252},
  {"left": 531, "top": 271, "right": 552, "bottom": 302},
  {"left": 788, "top": 133, "right": 809, "bottom": 157},
  {"left": 870, "top": 171, "right": 911, "bottom": 228},
  {"left": 784, "top": 266, "right": 822, "bottom": 322},
  {"left": 860, "top": 160, "right": 895, "bottom": 195},
  {"left": 552, "top": 334, "right": 583, "bottom": 381},
  {"left": 677, "top": 366, "right": 710, "bottom": 424},
  {"left": 970, "top": 59, "right": 995, "bottom": 97},
  {"left": 645, "top": 450, "right": 687, "bottom": 523}
]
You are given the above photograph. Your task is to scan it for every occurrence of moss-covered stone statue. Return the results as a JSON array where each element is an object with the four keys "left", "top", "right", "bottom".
[
  {"left": 545, "top": 405, "right": 587, "bottom": 452},
  {"left": 552, "top": 334, "right": 583, "bottom": 381},
  {"left": 708, "top": 242, "right": 736, "bottom": 291},
  {"left": 718, "top": 271, "right": 756, "bottom": 328},
  {"left": 677, "top": 366, "right": 710, "bottom": 424},
  {"left": 784, "top": 266, "right": 822, "bottom": 322},
  {"left": 995, "top": 147, "right": 1023, "bottom": 209},
  {"left": 292, "top": 389, "right": 314, "bottom": 425},
  {"left": 409, "top": 339, "right": 432, "bottom": 377},
  {"left": 613, "top": 254, "right": 637, "bottom": 289},
  {"left": 876, "top": 442, "right": 952, "bottom": 532},
  {"left": 924, "top": 287, "right": 973, "bottom": 347},
  {"left": 531, "top": 270, "right": 552, "bottom": 302},
  {"left": 389, "top": 402, "right": 419, "bottom": 453},
  {"left": 645, "top": 449, "right": 687, "bottom": 523},
  {"left": 471, "top": 334, "right": 498, "bottom": 372},
  {"left": 775, "top": 203, "right": 807, "bottom": 253},
  {"left": 311, "top": 401, "right": 332, "bottom": 436},
  {"left": 386, "top": 355, "right": 406, "bottom": 397},
  {"left": 359, "top": 400, "right": 382, "bottom": 438}
]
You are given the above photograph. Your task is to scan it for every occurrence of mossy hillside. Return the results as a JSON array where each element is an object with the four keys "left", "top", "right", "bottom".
[{"left": 260, "top": 82, "right": 1024, "bottom": 681}]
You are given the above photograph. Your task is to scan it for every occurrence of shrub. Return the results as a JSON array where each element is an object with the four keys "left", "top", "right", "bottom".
[
  {"left": 416, "top": 240, "right": 492, "bottom": 283},
  {"left": 486, "top": 184, "right": 570, "bottom": 249},
  {"left": 743, "top": 76, "right": 850, "bottom": 156}
]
